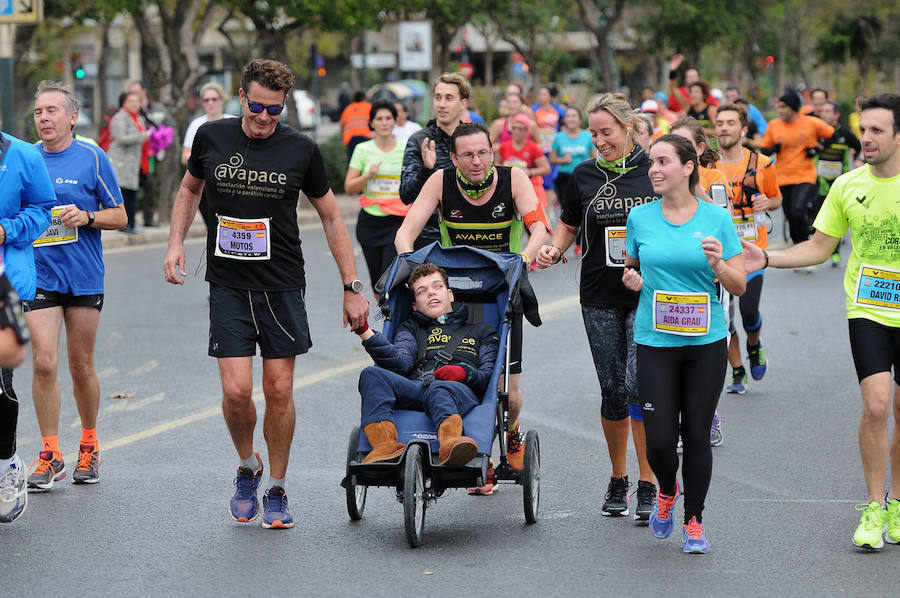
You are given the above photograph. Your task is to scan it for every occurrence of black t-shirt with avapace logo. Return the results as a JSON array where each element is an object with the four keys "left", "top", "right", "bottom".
[
  {"left": 559, "top": 150, "right": 659, "bottom": 308},
  {"left": 188, "top": 118, "right": 330, "bottom": 291}
]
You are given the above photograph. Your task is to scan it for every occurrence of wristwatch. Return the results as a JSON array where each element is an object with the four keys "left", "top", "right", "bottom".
[
  {"left": 86, "top": 211, "right": 95, "bottom": 226},
  {"left": 343, "top": 280, "right": 363, "bottom": 293}
]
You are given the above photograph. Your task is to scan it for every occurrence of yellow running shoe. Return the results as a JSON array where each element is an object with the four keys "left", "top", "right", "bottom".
[
  {"left": 885, "top": 497, "right": 900, "bottom": 545},
  {"left": 852, "top": 502, "right": 887, "bottom": 550}
]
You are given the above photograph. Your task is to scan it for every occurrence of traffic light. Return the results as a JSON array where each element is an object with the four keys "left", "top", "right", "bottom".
[{"left": 73, "top": 63, "right": 86, "bottom": 80}]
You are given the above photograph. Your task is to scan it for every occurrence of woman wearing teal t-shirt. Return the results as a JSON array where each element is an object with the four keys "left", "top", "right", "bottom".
[
  {"left": 345, "top": 101, "right": 409, "bottom": 293},
  {"left": 623, "top": 134, "right": 745, "bottom": 554}
]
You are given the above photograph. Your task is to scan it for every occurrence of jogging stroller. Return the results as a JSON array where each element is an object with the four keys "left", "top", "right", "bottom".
[{"left": 341, "top": 243, "right": 542, "bottom": 547}]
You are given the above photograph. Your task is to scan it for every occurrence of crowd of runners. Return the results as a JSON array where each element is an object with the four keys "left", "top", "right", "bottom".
[{"left": 1, "top": 56, "right": 898, "bottom": 555}]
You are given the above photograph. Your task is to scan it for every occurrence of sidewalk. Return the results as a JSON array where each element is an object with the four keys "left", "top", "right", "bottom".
[{"left": 100, "top": 193, "right": 361, "bottom": 250}]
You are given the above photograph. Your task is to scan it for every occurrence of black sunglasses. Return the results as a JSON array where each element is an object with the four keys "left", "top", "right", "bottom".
[{"left": 246, "top": 99, "right": 284, "bottom": 116}]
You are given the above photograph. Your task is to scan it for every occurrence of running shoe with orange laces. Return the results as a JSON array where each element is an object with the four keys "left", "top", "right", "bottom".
[
  {"left": 682, "top": 516, "right": 710, "bottom": 553},
  {"left": 468, "top": 459, "right": 499, "bottom": 496},
  {"left": 27, "top": 451, "right": 66, "bottom": 491},
  {"left": 649, "top": 479, "right": 680, "bottom": 538},
  {"left": 507, "top": 422, "right": 525, "bottom": 471},
  {"left": 72, "top": 444, "right": 101, "bottom": 484}
]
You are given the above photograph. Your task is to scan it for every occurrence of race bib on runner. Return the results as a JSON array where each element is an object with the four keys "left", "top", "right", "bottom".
[
  {"left": 605, "top": 226, "right": 627, "bottom": 267},
  {"left": 504, "top": 159, "right": 528, "bottom": 170},
  {"left": 366, "top": 174, "right": 400, "bottom": 196},
  {"left": 653, "top": 291, "right": 711, "bottom": 336},
  {"left": 215, "top": 215, "right": 271, "bottom": 261},
  {"left": 732, "top": 214, "right": 758, "bottom": 242},
  {"left": 34, "top": 205, "right": 78, "bottom": 247},
  {"left": 854, "top": 265, "right": 900, "bottom": 312},
  {"left": 817, "top": 160, "right": 843, "bottom": 180}
]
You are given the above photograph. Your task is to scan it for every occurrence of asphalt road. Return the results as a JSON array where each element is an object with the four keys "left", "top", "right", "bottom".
[{"left": 0, "top": 218, "right": 895, "bottom": 597}]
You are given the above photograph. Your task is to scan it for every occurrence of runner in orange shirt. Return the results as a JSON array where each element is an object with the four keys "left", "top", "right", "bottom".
[
  {"left": 670, "top": 117, "right": 733, "bottom": 207},
  {"left": 339, "top": 91, "right": 372, "bottom": 162},
  {"left": 715, "top": 103, "right": 782, "bottom": 394},
  {"left": 761, "top": 91, "right": 834, "bottom": 248}
]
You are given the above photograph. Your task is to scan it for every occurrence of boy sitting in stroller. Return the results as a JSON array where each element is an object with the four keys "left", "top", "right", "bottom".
[{"left": 354, "top": 262, "right": 499, "bottom": 466}]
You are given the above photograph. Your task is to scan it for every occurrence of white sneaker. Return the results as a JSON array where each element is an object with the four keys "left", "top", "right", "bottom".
[{"left": 0, "top": 454, "right": 28, "bottom": 523}]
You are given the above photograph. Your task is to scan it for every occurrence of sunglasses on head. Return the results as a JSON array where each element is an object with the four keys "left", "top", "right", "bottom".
[{"left": 246, "top": 99, "right": 284, "bottom": 116}]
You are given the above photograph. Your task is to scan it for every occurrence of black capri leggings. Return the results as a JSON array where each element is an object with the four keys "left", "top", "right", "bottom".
[
  {"left": 0, "top": 368, "right": 19, "bottom": 459},
  {"left": 729, "top": 274, "right": 764, "bottom": 335},
  {"left": 638, "top": 340, "right": 727, "bottom": 523}
]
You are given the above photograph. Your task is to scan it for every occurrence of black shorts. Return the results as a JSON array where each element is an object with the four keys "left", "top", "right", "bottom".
[
  {"left": 209, "top": 283, "right": 312, "bottom": 359},
  {"left": 848, "top": 317, "right": 900, "bottom": 385},
  {"left": 24, "top": 288, "right": 104, "bottom": 312}
]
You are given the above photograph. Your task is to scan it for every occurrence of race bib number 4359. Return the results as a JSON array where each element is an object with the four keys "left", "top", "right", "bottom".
[{"left": 215, "top": 216, "right": 271, "bottom": 260}]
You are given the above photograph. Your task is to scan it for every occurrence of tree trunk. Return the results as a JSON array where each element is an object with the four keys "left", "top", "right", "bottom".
[
  {"left": 484, "top": 43, "right": 494, "bottom": 88},
  {"left": 12, "top": 24, "right": 38, "bottom": 138},
  {"left": 774, "top": 28, "right": 787, "bottom": 96},
  {"left": 130, "top": 2, "right": 211, "bottom": 223},
  {"left": 576, "top": 0, "right": 625, "bottom": 93},
  {"left": 97, "top": 22, "right": 111, "bottom": 118}
]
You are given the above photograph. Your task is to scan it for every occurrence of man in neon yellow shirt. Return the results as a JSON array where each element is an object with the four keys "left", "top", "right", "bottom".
[{"left": 744, "top": 93, "right": 900, "bottom": 550}]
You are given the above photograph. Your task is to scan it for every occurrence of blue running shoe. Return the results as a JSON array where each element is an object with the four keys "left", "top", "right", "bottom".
[
  {"left": 649, "top": 480, "right": 680, "bottom": 539},
  {"left": 262, "top": 486, "right": 294, "bottom": 529},
  {"left": 727, "top": 367, "right": 747, "bottom": 394},
  {"left": 230, "top": 451, "right": 263, "bottom": 522},
  {"left": 682, "top": 516, "right": 710, "bottom": 553},
  {"left": 747, "top": 342, "right": 767, "bottom": 380}
]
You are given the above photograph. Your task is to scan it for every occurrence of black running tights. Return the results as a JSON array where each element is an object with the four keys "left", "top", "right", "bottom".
[
  {"left": 638, "top": 340, "right": 726, "bottom": 523},
  {"left": 0, "top": 368, "right": 18, "bottom": 459}
]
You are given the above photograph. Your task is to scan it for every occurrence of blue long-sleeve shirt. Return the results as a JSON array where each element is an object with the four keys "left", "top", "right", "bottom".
[{"left": 0, "top": 132, "right": 55, "bottom": 300}]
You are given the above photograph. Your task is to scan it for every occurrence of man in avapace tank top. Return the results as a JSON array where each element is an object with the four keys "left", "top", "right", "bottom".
[{"left": 395, "top": 122, "right": 549, "bottom": 492}]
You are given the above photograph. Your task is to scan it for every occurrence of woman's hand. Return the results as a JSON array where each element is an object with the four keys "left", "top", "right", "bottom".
[
  {"left": 622, "top": 266, "right": 643, "bottom": 291},
  {"left": 536, "top": 244, "right": 561, "bottom": 269},
  {"left": 701, "top": 236, "right": 723, "bottom": 271}
]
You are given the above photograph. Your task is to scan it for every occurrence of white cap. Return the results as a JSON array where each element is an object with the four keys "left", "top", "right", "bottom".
[
  {"left": 711, "top": 87, "right": 724, "bottom": 100},
  {"left": 640, "top": 99, "right": 658, "bottom": 113}
]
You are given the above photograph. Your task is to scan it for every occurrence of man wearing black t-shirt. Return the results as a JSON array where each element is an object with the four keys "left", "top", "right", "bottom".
[{"left": 164, "top": 59, "right": 368, "bottom": 530}]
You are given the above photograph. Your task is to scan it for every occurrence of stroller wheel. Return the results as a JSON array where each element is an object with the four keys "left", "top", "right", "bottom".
[
  {"left": 522, "top": 430, "right": 541, "bottom": 524},
  {"left": 345, "top": 426, "right": 367, "bottom": 521},
  {"left": 403, "top": 443, "right": 426, "bottom": 547}
]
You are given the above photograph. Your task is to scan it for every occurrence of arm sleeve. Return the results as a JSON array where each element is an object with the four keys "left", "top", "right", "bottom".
[
  {"left": 625, "top": 211, "right": 638, "bottom": 258},
  {"left": 468, "top": 328, "right": 500, "bottom": 394},
  {"left": 0, "top": 155, "right": 54, "bottom": 247},
  {"left": 817, "top": 120, "right": 836, "bottom": 141},
  {"left": 551, "top": 134, "right": 562, "bottom": 154},
  {"left": 186, "top": 126, "right": 207, "bottom": 179},
  {"left": 301, "top": 142, "right": 331, "bottom": 199},
  {"left": 558, "top": 168, "right": 583, "bottom": 228},
  {"left": 93, "top": 147, "right": 125, "bottom": 208},
  {"left": 399, "top": 133, "right": 432, "bottom": 205},
  {"left": 348, "top": 143, "right": 366, "bottom": 172},
  {"left": 361, "top": 329, "right": 417, "bottom": 375},
  {"left": 183, "top": 118, "right": 201, "bottom": 149},
  {"left": 761, "top": 123, "right": 775, "bottom": 148}
]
